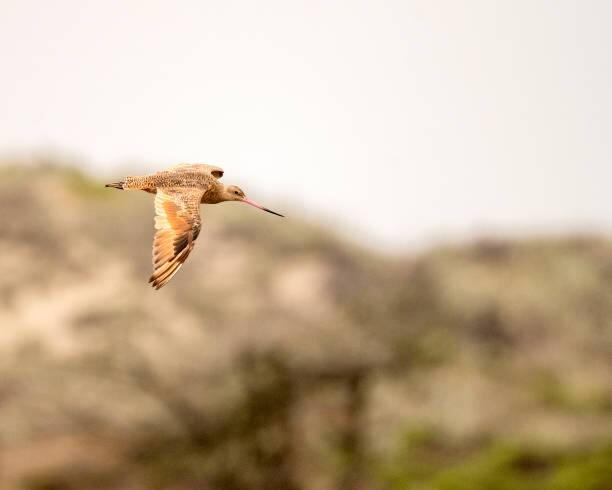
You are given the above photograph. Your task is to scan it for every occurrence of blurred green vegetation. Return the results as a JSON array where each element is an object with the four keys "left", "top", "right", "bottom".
[
  {"left": 381, "top": 428, "right": 612, "bottom": 490},
  {"left": 0, "top": 161, "right": 611, "bottom": 489}
]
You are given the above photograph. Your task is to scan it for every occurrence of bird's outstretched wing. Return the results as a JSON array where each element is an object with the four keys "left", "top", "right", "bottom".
[
  {"left": 149, "top": 188, "right": 205, "bottom": 289},
  {"left": 168, "top": 163, "right": 224, "bottom": 179}
]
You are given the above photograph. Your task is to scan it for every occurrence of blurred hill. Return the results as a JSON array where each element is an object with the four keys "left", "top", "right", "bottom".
[{"left": 0, "top": 161, "right": 611, "bottom": 489}]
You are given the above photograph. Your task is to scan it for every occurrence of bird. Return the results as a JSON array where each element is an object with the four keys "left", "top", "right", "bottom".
[{"left": 105, "top": 163, "right": 283, "bottom": 290}]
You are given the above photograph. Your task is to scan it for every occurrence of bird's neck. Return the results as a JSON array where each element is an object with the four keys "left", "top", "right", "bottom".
[{"left": 203, "top": 182, "right": 227, "bottom": 204}]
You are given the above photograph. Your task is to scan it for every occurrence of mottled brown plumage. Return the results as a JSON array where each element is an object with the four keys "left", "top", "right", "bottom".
[{"left": 106, "top": 163, "right": 283, "bottom": 289}]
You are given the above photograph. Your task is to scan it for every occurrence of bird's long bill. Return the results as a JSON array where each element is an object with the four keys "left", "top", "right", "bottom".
[{"left": 242, "top": 198, "right": 284, "bottom": 217}]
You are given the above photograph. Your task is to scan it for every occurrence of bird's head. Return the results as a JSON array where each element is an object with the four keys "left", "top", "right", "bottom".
[{"left": 223, "top": 185, "right": 284, "bottom": 217}]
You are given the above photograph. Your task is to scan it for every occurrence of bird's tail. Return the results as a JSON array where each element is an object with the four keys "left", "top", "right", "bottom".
[{"left": 105, "top": 180, "right": 125, "bottom": 190}]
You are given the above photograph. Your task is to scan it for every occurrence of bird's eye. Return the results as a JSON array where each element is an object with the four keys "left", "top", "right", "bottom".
[{"left": 234, "top": 190, "right": 240, "bottom": 195}]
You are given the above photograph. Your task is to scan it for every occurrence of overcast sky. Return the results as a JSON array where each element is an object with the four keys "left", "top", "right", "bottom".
[{"left": 1, "top": 0, "right": 611, "bottom": 248}]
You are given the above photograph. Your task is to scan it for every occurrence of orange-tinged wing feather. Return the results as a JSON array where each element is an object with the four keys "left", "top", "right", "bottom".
[{"left": 149, "top": 188, "right": 205, "bottom": 289}]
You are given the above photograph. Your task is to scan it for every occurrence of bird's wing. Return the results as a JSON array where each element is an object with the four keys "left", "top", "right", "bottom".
[
  {"left": 168, "top": 163, "right": 224, "bottom": 179},
  {"left": 149, "top": 188, "right": 205, "bottom": 289}
]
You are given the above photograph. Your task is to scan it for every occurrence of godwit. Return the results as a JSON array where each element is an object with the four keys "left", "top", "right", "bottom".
[{"left": 106, "top": 163, "right": 283, "bottom": 289}]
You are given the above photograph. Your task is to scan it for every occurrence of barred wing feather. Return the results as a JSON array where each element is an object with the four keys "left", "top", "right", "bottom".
[{"left": 149, "top": 188, "right": 205, "bottom": 289}]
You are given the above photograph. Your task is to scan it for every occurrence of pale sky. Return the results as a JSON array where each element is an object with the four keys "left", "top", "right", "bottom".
[{"left": 1, "top": 0, "right": 611, "bottom": 248}]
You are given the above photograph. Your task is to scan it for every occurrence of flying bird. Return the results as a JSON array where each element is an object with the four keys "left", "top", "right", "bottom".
[{"left": 106, "top": 163, "right": 283, "bottom": 290}]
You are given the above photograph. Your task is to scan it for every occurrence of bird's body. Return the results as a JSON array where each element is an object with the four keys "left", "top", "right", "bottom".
[{"left": 106, "top": 163, "right": 283, "bottom": 290}]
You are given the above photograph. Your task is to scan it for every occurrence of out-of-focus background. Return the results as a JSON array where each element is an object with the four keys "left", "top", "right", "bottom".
[{"left": 1, "top": 1, "right": 611, "bottom": 489}]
